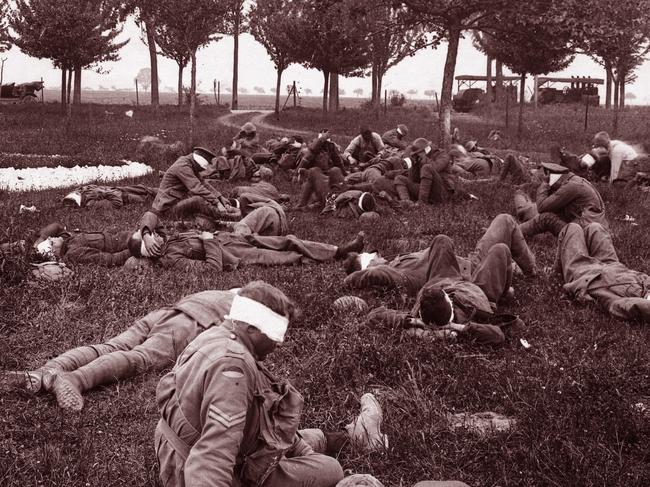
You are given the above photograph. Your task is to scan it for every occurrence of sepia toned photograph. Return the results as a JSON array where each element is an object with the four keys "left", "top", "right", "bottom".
[{"left": 1, "top": 0, "right": 649, "bottom": 485}]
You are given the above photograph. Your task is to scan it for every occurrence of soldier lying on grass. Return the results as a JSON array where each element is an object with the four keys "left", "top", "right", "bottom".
[
  {"left": 155, "top": 281, "right": 387, "bottom": 487},
  {"left": 32, "top": 222, "right": 132, "bottom": 267},
  {"left": 344, "top": 213, "right": 536, "bottom": 297},
  {"left": 557, "top": 222, "right": 650, "bottom": 322},
  {"left": 61, "top": 184, "right": 157, "bottom": 209},
  {"left": 127, "top": 220, "right": 365, "bottom": 272}
]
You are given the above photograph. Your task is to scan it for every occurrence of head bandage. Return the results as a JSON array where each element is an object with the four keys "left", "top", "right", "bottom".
[
  {"left": 193, "top": 152, "right": 210, "bottom": 169},
  {"left": 549, "top": 173, "right": 562, "bottom": 186},
  {"left": 291, "top": 141, "right": 303, "bottom": 149},
  {"left": 36, "top": 239, "right": 55, "bottom": 259},
  {"left": 397, "top": 127, "right": 403, "bottom": 136},
  {"left": 64, "top": 191, "right": 82, "bottom": 206},
  {"left": 404, "top": 157, "right": 412, "bottom": 169},
  {"left": 358, "top": 193, "right": 368, "bottom": 211},
  {"left": 226, "top": 294, "right": 289, "bottom": 343},
  {"left": 359, "top": 252, "right": 377, "bottom": 270},
  {"left": 581, "top": 154, "right": 596, "bottom": 168}
]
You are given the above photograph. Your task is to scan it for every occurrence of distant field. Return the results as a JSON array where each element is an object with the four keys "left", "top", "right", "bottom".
[{"left": 37, "top": 89, "right": 397, "bottom": 109}]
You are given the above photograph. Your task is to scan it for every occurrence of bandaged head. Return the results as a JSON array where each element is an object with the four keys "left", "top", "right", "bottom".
[
  {"left": 226, "top": 294, "right": 289, "bottom": 343},
  {"left": 63, "top": 191, "right": 82, "bottom": 207}
]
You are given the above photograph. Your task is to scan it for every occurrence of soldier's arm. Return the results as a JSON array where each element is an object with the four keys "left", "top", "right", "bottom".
[
  {"left": 176, "top": 162, "right": 223, "bottom": 206},
  {"left": 185, "top": 358, "right": 254, "bottom": 487},
  {"left": 343, "top": 136, "right": 359, "bottom": 159},
  {"left": 63, "top": 246, "right": 131, "bottom": 267},
  {"left": 536, "top": 183, "right": 575, "bottom": 213},
  {"left": 164, "top": 237, "right": 225, "bottom": 271}
]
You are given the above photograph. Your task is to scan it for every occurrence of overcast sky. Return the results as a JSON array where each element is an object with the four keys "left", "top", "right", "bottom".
[{"left": 4, "top": 19, "right": 650, "bottom": 104}]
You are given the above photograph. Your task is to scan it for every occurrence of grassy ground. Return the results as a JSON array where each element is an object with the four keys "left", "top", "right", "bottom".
[{"left": 1, "top": 103, "right": 650, "bottom": 486}]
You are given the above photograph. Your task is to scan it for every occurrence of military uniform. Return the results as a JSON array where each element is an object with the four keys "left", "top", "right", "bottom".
[
  {"left": 32, "top": 291, "right": 236, "bottom": 399},
  {"left": 345, "top": 214, "right": 535, "bottom": 296},
  {"left": 394, "top": 145, "right": 459, "bottom": 203},
  {"left": 155, "top": 324, "right": 344, "bottom": 487},
  {"left": 381, "top": 128, "right": 408, "bottom": 150},
  {"left": 343, "top": 133, "right": 385, "bottom": 164},
  {"left": 558, "top": 223, "right": 650, "bottom": 322},
  {"left": 36, "top": 223, "right": 131, "bottom": 267},
  {"left": 518, "top": 171, "right": 608, "bottom": 238},
  {"left": 67, "top": 184, "right": 157, "bottom": 209},
  {"left": 144, "top": 154, "right": 226, "bottom": 233}
]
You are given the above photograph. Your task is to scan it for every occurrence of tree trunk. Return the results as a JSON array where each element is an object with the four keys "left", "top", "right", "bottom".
[
  {"left": 231, "top": 4, "right": 240, "bottom": 110},
  {"left": 322, "top": 69, "right": 329, "bottom": 115},
  {"left": 190, "top": 50, "right": 197, "bottom": 146},
  {"left": 61, "top": 68, "right": 67, "bottom": 114},
  {"left": 619, "top": 79, "right": 625, "bottom": 109},
  {"left": 485, "top": 54, "right": 492, "bottom": 113},
  {"left": 274, "top": 67, "right": 283, "bottom": 115},
  {"left": 495, "top": 60, "right": 504, "bottom": 105},
  {"left": 66, "top": 68, "right": 72, "bottom": 104},
  {"left": 177, "top": 63, "right": 184, "bottom": 107},
  {"left": 605, "top": 63, "right": 612, "bottom": 109},
  {"left": 371, "top": 64, "right": 377, "bottom": 104},
  {"left": 376, "top": 72, "right": 383, "bottom": 106},
  {"left": 73, "top": 65, "right": 81, "bottom": 104},
  {"left": 439, "top": 24, "right": 461, "bottom": 147},
  {"left": 613, "top": 78, "right": 619, "bottom": 107},
  {"left": 145, "top": 20, "right": 159, "bottom": 107},
  {"left": 329, "top": 72, "right": 339, "bottom": 112},
  {"left": 518, "top": 72, "right": 526, "bottom": 139}
]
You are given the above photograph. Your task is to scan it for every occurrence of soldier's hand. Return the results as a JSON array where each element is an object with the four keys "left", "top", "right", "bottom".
[
  {"left": 142, "top": 233, "right": 162, "bottom": 257},
  {"left": 199, "top": 231, "right": 214, "bottom": 241}
]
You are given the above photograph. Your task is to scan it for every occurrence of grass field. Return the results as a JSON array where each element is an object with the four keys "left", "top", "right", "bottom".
[{"left": 1, "top": 102, "right": 650, "bottom": 486}]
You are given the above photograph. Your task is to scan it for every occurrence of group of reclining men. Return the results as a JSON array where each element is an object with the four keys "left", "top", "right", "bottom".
[{"left": 8, "top": 123, "right": 650, "bottom": 487}]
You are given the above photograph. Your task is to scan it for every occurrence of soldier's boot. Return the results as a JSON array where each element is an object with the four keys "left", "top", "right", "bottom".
[
  {"left": 345, "top": 393, "right": 388, "bottom": 453},
  {"left": 2, "top": 367, "right": 58, "bottom": 394},
  {"left": 418, "top": 177, "right": 434, "bottom": 204},
  {"left": 51, "top": 373, "right": 84, "bottom": 411},
  {"left": 335, "top": 232, "right": 366, "bottom": 259},
  {"left": 349, "top": 182, "right": 374, "bottom": 192}
]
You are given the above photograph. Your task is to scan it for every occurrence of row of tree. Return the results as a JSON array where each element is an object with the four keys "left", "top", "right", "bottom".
[{"left": 1, "top": 0, "right": 650, "bottom": 144}]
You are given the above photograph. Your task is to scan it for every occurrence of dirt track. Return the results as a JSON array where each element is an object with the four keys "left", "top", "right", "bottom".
[{"left": 216, "top": 110, "right": 315, "bottom": 137}]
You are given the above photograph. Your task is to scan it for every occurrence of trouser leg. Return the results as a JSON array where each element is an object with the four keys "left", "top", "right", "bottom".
[
  {"left": 244, "top": 234, "right": 338, "bottom": 262},
  {"left": 66, "top": 311, "right": 198, "bottom": 393},
  {"left": 557, "top": 223, "right": 601, "bottom": 283},
  {"left": 584, "top": 223, "right": 619, "bottom": 264},
  {"left": 420, "top": 165, "right": 447, "bottom": 203},
  {"left": 394, "top": 175, "right": 413, "bottom": 201},
  {"left": 519, "top": 212, "right": 566, "bottom": 239},
  {"left": 471, "top": 243, "right": 512, "bottom": 303},
  {"left": 262, "top": 453, "right": 344, "bottom": 487},
  {"left": 41, "top": 315, "right": 155, "bottom": 373},
  {"left": 468, "top": 214, "right": 536, "bottom": 275},
  {"left": 236, "top": 207, "right": 280, "bottom": 236},
  {"left": 424, "top": 235, "right": 462, "bottom": 281}
]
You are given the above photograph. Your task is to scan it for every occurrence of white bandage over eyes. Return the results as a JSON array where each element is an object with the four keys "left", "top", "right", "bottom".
[
  {"left": 193, "top": 153, "right": 210, "bottom": 169},
  {"left": 359, "top": 252, "right": 377, "bottom": 270},
  {"left": 36, "top": 239, "right": 55, "bottom": 258},
  {"left": 581, "top": 154, "right": 596, "bottom": 168},
  {"left": 397, "top": 128, "right": 403, "bottom": 135},
  {"left": 549, "top": 173, "right": 562, "bottom": 186},
  {"left": 64, "top": 191, "right": 82, "bottom": 206},
  {"left": 404, "top": 157, "right": 412, "bottom": 169},
  {"left": 424, "top": 146, "right": 432, "bottom": 155},
  {"left": 226, "top": 295, "right": 289, "bottom": 343}
]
